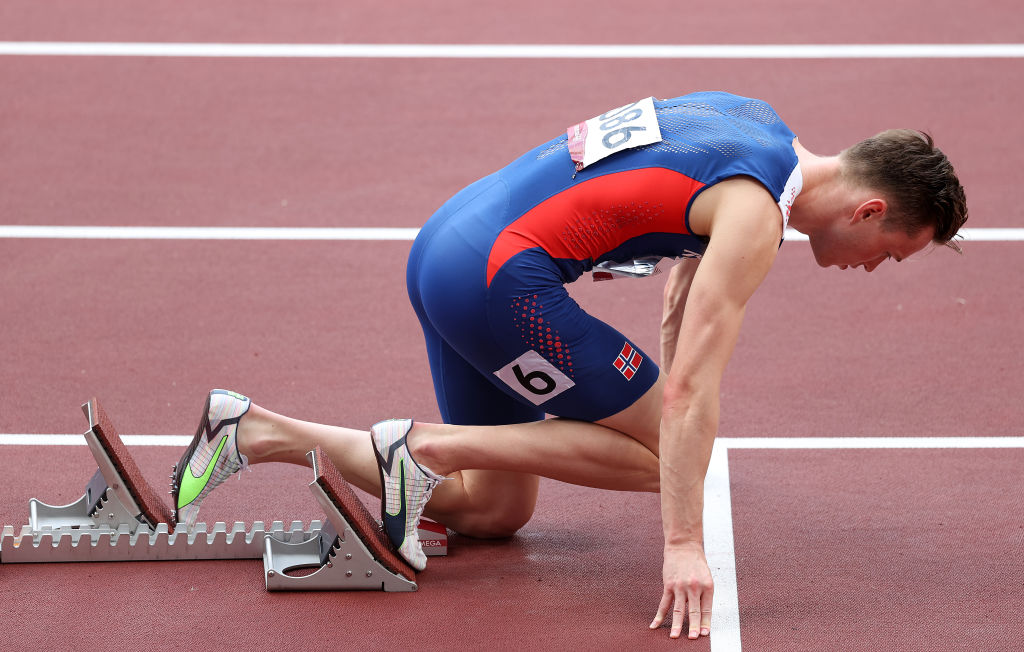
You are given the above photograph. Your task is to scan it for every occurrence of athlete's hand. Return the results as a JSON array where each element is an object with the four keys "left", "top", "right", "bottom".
[{"left": 650, "top": 542, "right": 714, "bottom": 639}]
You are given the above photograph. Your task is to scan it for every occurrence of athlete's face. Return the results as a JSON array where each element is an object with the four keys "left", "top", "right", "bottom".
[{"left": 810, "top": 202, "right": 935, "bottom": 272}]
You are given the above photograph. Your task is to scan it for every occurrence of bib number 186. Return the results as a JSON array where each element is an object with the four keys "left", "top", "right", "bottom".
[
  {"left": 567, "top": 96, "right": 663, "bottom": 172},
  {"left": 599, "top": 103, "right": 647, "bottom": 148}
]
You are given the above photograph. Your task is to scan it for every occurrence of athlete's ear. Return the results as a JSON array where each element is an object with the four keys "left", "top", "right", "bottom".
[{"left": 852, "top": 198, "right": 887, "bottom": 223}]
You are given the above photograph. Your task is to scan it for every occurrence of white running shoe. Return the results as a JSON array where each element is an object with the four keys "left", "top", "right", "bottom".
[
  {"left": 371, "top": 419, "right": 445, "bottom": 571},
  {"left": 171, "top": 389, "right": 251, "bottom": 529}
]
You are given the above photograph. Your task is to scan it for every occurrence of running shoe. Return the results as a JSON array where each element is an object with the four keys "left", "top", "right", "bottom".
[
  {"left": 171, "top": 389, "right": 251, "bottom": 529},
  {"left": 371, "top": 419, "right": 446, "bottom": 571}
]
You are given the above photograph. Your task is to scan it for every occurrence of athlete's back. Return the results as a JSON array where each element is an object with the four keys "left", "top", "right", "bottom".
[{"left": 488, "top": 92, "right": 802, "bottom": 283}]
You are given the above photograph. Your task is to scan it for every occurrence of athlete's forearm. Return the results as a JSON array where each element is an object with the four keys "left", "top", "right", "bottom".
[
  {"left": 660, "top": 304, "right": 684, "bottom": 373},
  {"left": 658, "top": 387, "right": 718, "bottom": 544},
  {"left": 660, "top": 259, "right": 700, "bottom": 371}
]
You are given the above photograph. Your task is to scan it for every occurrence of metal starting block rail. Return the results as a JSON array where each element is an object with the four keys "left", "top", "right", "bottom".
[
  {"left": 0, "top": 398, "right": 446, "bottom": 593},
  {"left": 1, "top": 519, "right": 321, "bottom": 564}
]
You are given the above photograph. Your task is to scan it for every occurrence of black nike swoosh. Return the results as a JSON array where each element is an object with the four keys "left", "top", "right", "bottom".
[{"left": 381, "top": 461, "right": 407, "bottom": 547}]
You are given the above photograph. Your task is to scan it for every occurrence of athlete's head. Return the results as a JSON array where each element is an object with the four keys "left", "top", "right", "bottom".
[{"left": 839, "top": 129, "right": 968, "bottom": 251}]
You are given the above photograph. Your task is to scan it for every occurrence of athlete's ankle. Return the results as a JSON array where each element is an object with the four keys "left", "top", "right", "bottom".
[
  {"left": 407, "top": 423, "right": 450, "bottom": 476},
  {"left": 234, "top": 406, "right": 274, "bottom": 462}
]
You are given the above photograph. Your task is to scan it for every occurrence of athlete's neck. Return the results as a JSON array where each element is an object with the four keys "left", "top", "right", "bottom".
[{"left": 788, "top": 139, "right": 845, "bottom": 236}]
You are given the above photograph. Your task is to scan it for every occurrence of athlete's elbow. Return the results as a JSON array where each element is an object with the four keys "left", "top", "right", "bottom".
[
  {"left": 661, "top": 372, "right": 719, "bottom": 420},
  {"left": 661, "top": 377, "right": 698, "bottom": 416}
]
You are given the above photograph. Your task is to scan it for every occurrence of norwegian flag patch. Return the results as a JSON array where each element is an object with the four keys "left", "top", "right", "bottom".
[{"left": 612, "top": 342, "right": 643, "bottom": 380}]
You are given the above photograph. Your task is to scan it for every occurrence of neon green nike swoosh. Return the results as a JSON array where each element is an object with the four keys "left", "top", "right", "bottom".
[{"left": 177, "top": 436, "right": 228, "bottom": 508}]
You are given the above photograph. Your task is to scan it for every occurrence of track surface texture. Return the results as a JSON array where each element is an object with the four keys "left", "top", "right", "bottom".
[{"left": 1, "top": 2, "right": 1022, "bottom": 651}]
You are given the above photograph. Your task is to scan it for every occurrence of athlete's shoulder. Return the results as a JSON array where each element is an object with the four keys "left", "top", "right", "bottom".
[
  {"left": 657, "top": 91, "right": 781, "bottom": 112},
  {"left": 656, "top": 93, "right": 792, "bottom": 141}
]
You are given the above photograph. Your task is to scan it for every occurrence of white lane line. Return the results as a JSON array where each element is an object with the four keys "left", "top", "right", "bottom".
[
  {"left": 704, "top": 439, "right": 742, "bottom": 652},
  {"left": 720, "top": 436, "right": 1024, "bottom": 449},
  {"left": 1, "top": 42, "right": 1023, "bottom": 59},
  {"left": 780, "top": 228, "right": 1024, "bottom": 242},
  {"left": 5, "top": 434, "right": 1019, "bottom": 448},
  {"left": 0, "top": 434, "right": 191, "bottom": 446},
  {"left": 0, "top": 225, "right": 421, "bottom": 240},
  {"left": 957, "top": 228, "right": 1024, "bottom": 242},
  {"left": 0, "top": 226, "right": 1020, "bottom": 242}
]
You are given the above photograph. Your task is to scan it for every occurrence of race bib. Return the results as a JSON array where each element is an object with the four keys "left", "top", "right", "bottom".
[
  {"left": 567, "top": 97, "right": 663, "bottom": 173},
  {"left": 494, "top": 350, "right": 575, "bottom": 406}
]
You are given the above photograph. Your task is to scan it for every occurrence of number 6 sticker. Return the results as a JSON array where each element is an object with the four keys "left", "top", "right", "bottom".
[
  {"left": 567, "top": 97, "right": 663, "bottom": 173},
  {"left": 494, "top": 350, "right": 575, "bottom": 406}
]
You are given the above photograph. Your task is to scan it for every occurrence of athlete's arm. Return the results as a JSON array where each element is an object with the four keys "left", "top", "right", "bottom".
[
  {"left": 660, "top": 258, "right": 701, "bottom": 372},
  {"left": 650, "top": 178, "right": 782, "bottom": 639}
]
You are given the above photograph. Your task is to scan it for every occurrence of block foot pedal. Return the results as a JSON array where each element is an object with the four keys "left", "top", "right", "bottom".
[
  {"left": 264, "top": 446, "right": 417, "bottom": 592},
  {"left": 33, "top": 398, "right": 173, "bottom": 531}
]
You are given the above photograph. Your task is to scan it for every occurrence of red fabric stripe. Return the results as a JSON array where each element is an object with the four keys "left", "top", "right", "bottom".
[{"left": 486, "top": 168, "right": 704, "bottom": 286}]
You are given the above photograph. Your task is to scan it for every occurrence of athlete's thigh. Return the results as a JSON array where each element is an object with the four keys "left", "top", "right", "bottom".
[{"left": 486, "top": 257, "right": 661, "bottom": 429}]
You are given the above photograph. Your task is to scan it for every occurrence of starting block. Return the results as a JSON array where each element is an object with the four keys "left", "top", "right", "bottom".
[
  {"left": 0, "top": 398, "right": 447, "bottom": 592},
  {"left": 264, "top": 446, "right": 417, "bottom": 591}
]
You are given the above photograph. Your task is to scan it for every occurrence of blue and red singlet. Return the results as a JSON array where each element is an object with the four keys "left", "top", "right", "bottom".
[{"left": 406, "top": 92, "right": 802, "bottom": 426}]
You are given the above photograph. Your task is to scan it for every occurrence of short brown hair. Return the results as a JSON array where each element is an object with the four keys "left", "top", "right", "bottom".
[{"left": 841, "top": 130, "right": 968, "bottom": 250}]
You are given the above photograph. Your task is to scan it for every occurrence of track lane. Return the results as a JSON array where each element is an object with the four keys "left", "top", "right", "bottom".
[
  {"left": 2, "top": 238, "right": 1018, "bottom": 437},
  {"left": 1, "top": 1, "right": 1021, "bottom": 44},
  {"left": 0, "top": 58, "right": 1018, "bottom": 229}
]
